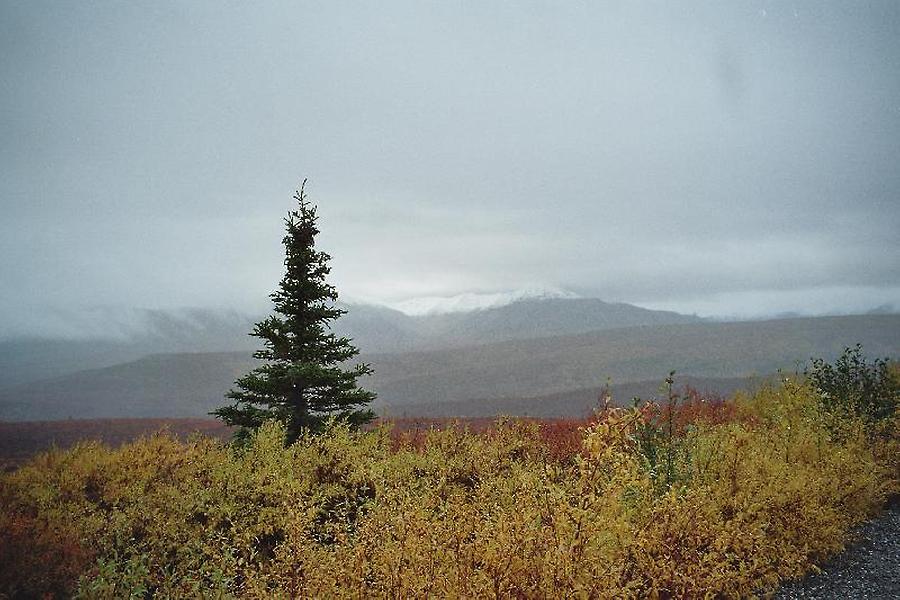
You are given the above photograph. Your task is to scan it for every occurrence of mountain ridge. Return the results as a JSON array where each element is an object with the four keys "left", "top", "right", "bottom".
[
  {"left": 0, "top": 296, "right": 699, "bottom": 388},
  {"left": 2, "top": 314, "right": 897, "bottom": 421}
]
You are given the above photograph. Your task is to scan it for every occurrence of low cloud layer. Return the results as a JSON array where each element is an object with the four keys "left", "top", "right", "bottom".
[{"left": 2, "top": 2, "right": 898, "bottom": 336}]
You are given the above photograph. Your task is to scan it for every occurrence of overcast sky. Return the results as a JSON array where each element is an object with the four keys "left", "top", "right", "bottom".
[{"left": 2, "top": 1, "right": 899, "bottom": 335}]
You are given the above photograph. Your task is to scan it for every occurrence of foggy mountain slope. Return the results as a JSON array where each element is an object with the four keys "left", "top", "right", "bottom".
[
  {"left": 0, "top": 309, "right": 260, "bottom": 390},
  {"left": 363, "top": 314, "right": 900, "bottom": 406},
  {"left": 329, "top": 303, "right": 420, "bottom": 353},
  {"left": 0, "top": 338, "right": 149, "bottom": 391},
  {"left": 1, "top": 314, "right": 897, "bottom": 421},
  {"left": 0, "top": 352, "right": 258, "bottom": 421},
  {"left": 0, "top": 296, "right": 697, "bottom": 389},
  {"left": 391, "top": 298, "right": 700, "bottom": 349}
]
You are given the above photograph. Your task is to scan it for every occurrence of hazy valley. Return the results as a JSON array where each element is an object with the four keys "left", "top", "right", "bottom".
[{"left": 2, "top": 297, "right": 897, "bottom": 421}]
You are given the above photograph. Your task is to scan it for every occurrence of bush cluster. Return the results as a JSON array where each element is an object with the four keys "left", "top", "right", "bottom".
[
  {"left": 1, "top": 376, "right": 897, "bottom": 598},
  {"left": 805, "top": 344, "right": 899, "bottom": 429}
]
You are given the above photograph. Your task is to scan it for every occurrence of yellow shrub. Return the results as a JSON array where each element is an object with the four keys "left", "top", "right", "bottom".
[{"left": 1, "top": 380, "right": 896, "bottom": 599}]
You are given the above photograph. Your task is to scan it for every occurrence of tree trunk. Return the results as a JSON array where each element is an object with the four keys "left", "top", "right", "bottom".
[{"left": 288, "top": 382, "right": 308, "bottom": 440}]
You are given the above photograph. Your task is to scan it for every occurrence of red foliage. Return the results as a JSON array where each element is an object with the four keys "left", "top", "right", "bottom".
[
  {"left": 593, "top": 385, "right": 749, "bottom": 439},
  {"left": 0, "top": 512, "right": 94, "bottom": 599},
  {"left": 673, "top": 386, "right": 742, "bottom": 428},
  {"left": 374, "top": 417, "right": 496, "bottom": 453},
  {"left": 373, "top": 387, "right": 748, "bottom": 463},
  {"left": 535, "top": 417, "right": 596, "bottom": 461},
  {"left": 374, "top": 416, "right": 599, "bottom": 462}
]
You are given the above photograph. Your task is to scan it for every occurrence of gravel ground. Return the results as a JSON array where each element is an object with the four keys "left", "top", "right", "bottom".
[{"left": 774, "top": 498, "right": 900, "bottom": 599}]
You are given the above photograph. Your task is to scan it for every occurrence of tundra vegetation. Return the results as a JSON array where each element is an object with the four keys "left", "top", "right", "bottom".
[{"left": 0, "top": 349, "right": 897, "bottom": 598}]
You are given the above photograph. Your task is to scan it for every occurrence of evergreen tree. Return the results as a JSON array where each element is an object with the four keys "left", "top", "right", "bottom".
[{"left": 213, "top": 181, "right": 375, "bottom": 443}]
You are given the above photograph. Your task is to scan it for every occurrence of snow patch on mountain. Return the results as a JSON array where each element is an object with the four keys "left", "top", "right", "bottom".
[{"left": 389, "top": 287, "right": 580, "bottom": 316}]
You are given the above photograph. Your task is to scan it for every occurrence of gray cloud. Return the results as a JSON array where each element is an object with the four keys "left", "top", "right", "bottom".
[{"left": 2, "top": 1, "right": 899, "bottom": 332}]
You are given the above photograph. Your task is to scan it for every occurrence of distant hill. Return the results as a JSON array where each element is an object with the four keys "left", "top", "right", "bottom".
[
  {"left": 1, "top": 314, "right": 897, "bottom": 421},
  {"left": 391, "top": 298, "right": 700, "bottom": 349},
  {"left": 364, "top": 314, "right": 900, "bottom": 407},
  {"left": 0, "top": 297, "right": 698, "bottom": 388},
  {"left": 0, "top": 308, "right": 260, "bottom": 389},
  {"left": 0, "top": 352, "right": 257, "bottom": 420}
]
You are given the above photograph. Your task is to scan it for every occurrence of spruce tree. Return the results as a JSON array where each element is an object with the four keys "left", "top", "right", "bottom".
[{"left": 213, "top": 181, "right": 376, "bottom": 444}]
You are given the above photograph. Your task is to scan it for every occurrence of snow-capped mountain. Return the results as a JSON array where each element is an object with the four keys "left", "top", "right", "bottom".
[{"left": 388, "top": 286, "right": 580, "bottom": 316}]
